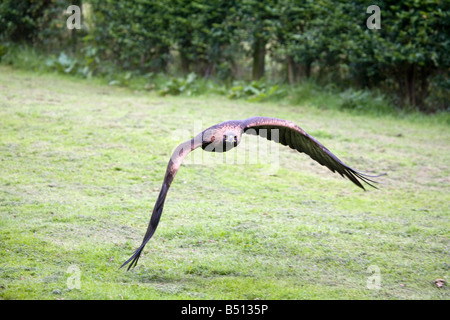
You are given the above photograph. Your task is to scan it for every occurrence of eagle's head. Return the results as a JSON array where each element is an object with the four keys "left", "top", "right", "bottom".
[
  {"left": 223, "top": 131, "right": 239, "bottom": 151},
  {"left": 201, "top": 129, "right": 241, "bottom": 152}
]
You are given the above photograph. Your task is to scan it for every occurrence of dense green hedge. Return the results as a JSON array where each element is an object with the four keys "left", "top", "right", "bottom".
[{"left": 0, "top": 0, "right": 448, "bottom": 111}]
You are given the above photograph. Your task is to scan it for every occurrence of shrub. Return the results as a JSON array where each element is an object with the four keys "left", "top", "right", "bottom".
[{"left": 228, "top": 80, "right": 286, "bottom": 102}]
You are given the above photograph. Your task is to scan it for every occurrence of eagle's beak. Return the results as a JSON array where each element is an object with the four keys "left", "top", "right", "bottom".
[{"left": 226, "top": 136, "right": 235, "bottom": 144}]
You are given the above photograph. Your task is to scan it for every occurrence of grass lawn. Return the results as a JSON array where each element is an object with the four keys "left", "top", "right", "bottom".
[{"left": 0, "top": 66, "right": 448, "bottom": 300}]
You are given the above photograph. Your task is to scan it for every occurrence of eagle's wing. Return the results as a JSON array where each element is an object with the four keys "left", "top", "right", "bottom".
[
  {"left": 121, "top": 137, "right": 202, "bottom": 270},
  {"left": 242, "top": 116, "right": 384, "bottom": 189}
]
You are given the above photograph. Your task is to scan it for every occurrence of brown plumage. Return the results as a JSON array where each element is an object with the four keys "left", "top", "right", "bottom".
[{"left": 121, "top": 116, "right": 384, "bottom": 270}]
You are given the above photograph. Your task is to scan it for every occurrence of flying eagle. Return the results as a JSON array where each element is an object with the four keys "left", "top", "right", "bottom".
[{"left": 121, "top": 116, "right": 383, "bottom": 270}]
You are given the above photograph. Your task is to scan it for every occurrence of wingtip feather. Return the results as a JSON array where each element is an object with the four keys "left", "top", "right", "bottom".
[
  {"left": 350, "top": 169, "right": 386, "bottom": 190},
  {"left": 120, "top": 243, "right": 146, "bottom": 271}
]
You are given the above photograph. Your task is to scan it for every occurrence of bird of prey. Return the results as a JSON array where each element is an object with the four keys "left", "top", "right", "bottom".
[{"left": 121, "top": 116, "right": 383, "bottom": 270}]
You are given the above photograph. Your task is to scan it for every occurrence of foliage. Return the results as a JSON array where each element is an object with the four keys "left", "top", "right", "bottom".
[
  {"left": 0, "top": 42, "right": 398, "bottom": 116},
  {"left": 426, "top": 72, "right": 450, "bottom": 111},
  {"left": 158, "top": 73, "right": 201, "bottom": 96},
  {"left": 339, "top": 88, "right": 395, "bottom": 115},
  {"left": 0, "top": 0, "right": 53, "bottom": 42},
  {"left": 0, "top": 44, "right": 7, "bottom": 61},
  {"left": 170, "top": 0, "right": 241, "bottom": 78},
  {"left": 228, "top": 80, "right": 286, "bottom": 102},
  {"left": 0, "top": 0, "right": 81, "bottom": 49},
  {"left": 0, "top": 0, "right": 448, "bottom": 112},
  {"left": 87, "top": 0, "right": 171, "bottom": 73},
  {"left": 345, "top": 0, "right": 450, "bottom": 111},
  {"left": 45, "top": 52, "right": 78, "bottom": 75}
]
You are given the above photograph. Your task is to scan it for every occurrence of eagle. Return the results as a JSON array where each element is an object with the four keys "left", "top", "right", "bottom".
[{"left": 121, "top": 116, "right": 383, "bottom": 270}]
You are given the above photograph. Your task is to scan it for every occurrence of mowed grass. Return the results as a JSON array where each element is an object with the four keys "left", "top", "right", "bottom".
[{"left": 0, "top": 66, "right": 448, "bottom": 300}]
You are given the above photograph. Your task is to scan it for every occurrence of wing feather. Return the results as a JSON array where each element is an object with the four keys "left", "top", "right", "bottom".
[
  {"left": 242, "top": 116, "right": 384, "bottom": 190},
  {"left": 121, "top": 138, "right": 202, "bottom": 270}
]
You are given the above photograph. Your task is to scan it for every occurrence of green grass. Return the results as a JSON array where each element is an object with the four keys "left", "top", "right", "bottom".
[{"left": 0, "top": 65, "right": 449, "bottom": 300}]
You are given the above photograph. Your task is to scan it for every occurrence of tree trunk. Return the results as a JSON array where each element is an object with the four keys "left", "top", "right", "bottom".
[
  {"left": 296, "top": 64, "right": 302, "bottom": 83},
  {"left": 158, "top": 45, "right": 170, "bottom": 73},
  {"left": 398, "top": 63, "right": 432, "bottom": 110},
  {"left": 409, "top": 63, "right": 415, "bottom": 106},
  {"left": 419, "top": 70, "right": 429, "bottom": 110},
  {"left": 252, "top": 37, "right": 266, "bottom": 80},
  {"left": 287, "top": 57, "right": 295, "bottom": 85},
  {"left": 305, "top": 61, "right": 311, "bottom": 78},
  {"left": 180, "top": 52, "right": 190, "bottom": 74},
  {"left": 179, "top": 37, "right": 192, "bottom": 74},
  {"left": 71, "top": 0, "right": 82, "bottom": 53},
  {"left": 203, "top": 62, "right": 215, "bottom": 78}
]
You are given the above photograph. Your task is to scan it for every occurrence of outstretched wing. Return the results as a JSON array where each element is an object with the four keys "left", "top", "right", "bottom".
[
  {"left": 242, "top": 116, "right": 384, "bottom": 189},
  {"left": 121, "top": 137, "right": 202, "bottom": 270}
]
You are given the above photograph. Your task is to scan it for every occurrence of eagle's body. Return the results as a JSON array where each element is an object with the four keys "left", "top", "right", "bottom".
[{"left": 121, "top": 117, "right": 384, "bottom": 270}]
